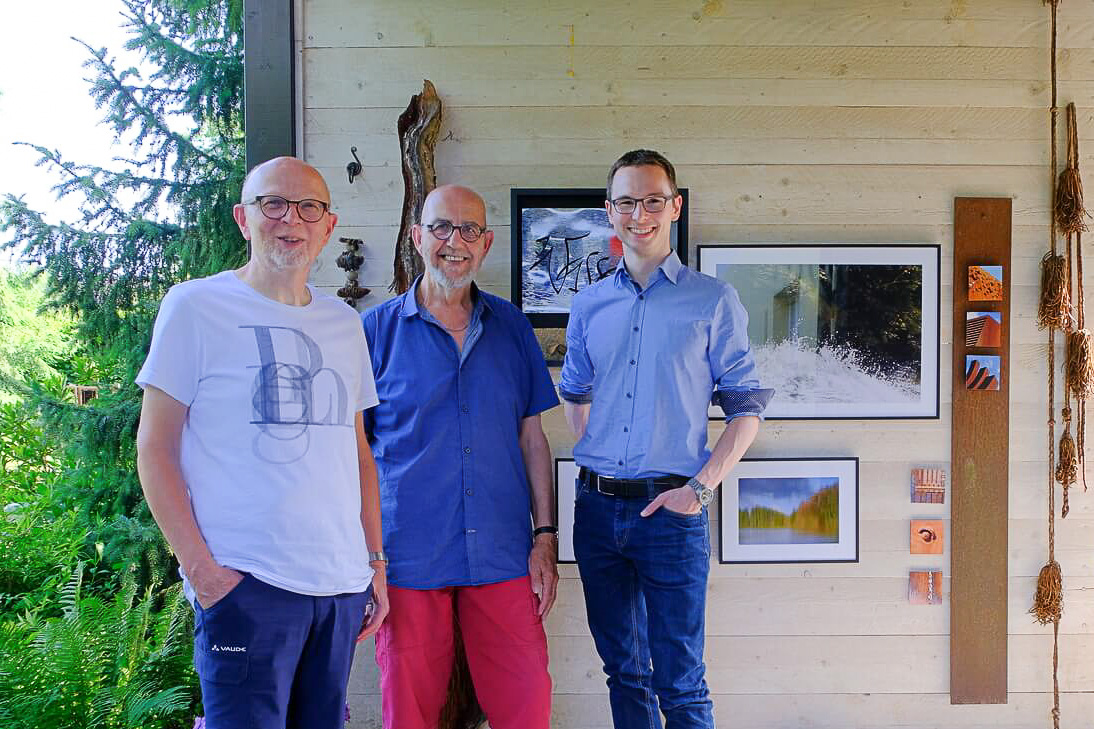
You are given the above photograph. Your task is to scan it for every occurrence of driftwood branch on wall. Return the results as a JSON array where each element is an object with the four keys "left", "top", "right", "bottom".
[{"left": 391, "top": 79, "right": 443, "bottom": 294}]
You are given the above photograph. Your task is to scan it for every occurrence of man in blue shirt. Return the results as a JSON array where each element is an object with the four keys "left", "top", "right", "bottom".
[
  {"left": 560, "top": 150, "right": 773, "bottom": 729},
  {"left": 362, "top": 184, "right": 559, "bottom": 729}
]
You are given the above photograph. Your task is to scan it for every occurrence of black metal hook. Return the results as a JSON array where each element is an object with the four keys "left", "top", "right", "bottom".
[{"left": 346, "top": 146, "right": 362, "bottom": 184}]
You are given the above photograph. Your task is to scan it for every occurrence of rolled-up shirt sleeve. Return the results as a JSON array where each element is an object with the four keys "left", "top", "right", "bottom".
[
  {"left": 711, "top": 286, "right": 774, "bottom": 422},
  {"left": 558, "top": 296, "right": 594, "bottom": 404}
]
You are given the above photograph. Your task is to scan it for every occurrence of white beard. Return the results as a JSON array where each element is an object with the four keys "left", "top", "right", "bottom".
[
  {"left": 424, "top": 257, "right": 475, "bottom": 291},
  {"left": 261, "top": 242, "right": 310, "bottom": 271}
]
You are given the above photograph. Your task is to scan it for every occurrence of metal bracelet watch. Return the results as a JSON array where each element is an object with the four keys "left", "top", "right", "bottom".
[
  {"left": 368, "top": 550, "right": 389, "bottom": 565},
  {"left": 686, "top": 477, "right": 715, "bottom": 507}
]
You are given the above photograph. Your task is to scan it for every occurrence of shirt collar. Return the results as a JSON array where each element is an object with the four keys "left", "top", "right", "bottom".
[
  {"left": 399, "top": 276, "right": 491, "bottom": 318},
  {"left": 612, "top": 249, "right": 685, "bottom": 288}
]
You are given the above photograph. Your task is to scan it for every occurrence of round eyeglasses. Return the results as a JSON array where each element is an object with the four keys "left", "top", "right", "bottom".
[
  {"left": 424, "top": 219, "right": 487, "bottom": 243},
  {"left": 246, "top": 195, "right": 330, "bottom": 223},
  {"left": 609, "top": 195, "right": 674, "bottom": 215}
]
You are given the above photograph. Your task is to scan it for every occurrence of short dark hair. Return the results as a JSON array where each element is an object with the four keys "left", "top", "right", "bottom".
[{"left": 606, "top": 149, "right": 680, "bottom": 200}]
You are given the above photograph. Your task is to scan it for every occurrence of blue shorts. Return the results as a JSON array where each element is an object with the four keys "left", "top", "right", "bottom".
[{"left": 193, "top": 573, "right": 371, "bottom": 729}]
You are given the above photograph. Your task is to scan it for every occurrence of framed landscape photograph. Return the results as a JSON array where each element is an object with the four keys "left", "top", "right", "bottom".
[
  {"left": 512, "top": 188, "right": 689, "bottom": 328},
  {"left": 698, "top": 244, "right": 940, "bottom": 420},
  {"left": 554, "top": 458, "right": 580, "bottom": 564},
  {"left": 719, "top": 457, "right": 859, "bottom": 564}
]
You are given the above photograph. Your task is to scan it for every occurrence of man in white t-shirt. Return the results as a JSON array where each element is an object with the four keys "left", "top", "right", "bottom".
[{"left": 135, "top": 157, "right": 388, "bottom": 729}]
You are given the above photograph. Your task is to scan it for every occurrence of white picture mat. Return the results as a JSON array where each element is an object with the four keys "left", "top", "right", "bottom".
[
  {"left": 555, "top": 459, "right": 579, "bottom": 563},
  {"left": 699, "top": 244, "right": 940, "bottom": 420},
  {"left": 720, "top": 458, "right": 858, "bottom": 563}
]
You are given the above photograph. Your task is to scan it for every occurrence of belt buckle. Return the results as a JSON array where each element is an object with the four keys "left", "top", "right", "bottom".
[{"left": 596, "top": 475, "right": 610, "bottom": 495}]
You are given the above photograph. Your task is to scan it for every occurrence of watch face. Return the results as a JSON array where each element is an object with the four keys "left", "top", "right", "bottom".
[{"left": 699, "top": 488, "right": 714, "bottom": 507}]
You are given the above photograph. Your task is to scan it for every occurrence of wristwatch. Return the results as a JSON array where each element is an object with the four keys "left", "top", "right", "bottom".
[
  {"left": 686, "top": 477, "right": 715, "bottom": 507},
  {"left": 368, "top": 550, "right": 389, "bottom": 565}
]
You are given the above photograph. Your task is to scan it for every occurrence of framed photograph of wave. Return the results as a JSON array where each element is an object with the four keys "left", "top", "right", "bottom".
[
  {"left": 511, "top": 188, "right": 688, "bottom": 328},
  {"left": 698, "top": 244, "right": 940, "bottom": 420},
  {"left": 720, "top": 457, "right": 858, "bottom": 564}
]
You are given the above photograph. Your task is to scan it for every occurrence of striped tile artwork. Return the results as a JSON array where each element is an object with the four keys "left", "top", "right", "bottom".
[
  {"left": 911, "top": 467, "right": 946, "bottom": 504},
  {"left": 965, "top": 311, "right": 1001, "bottom": 348},
  {"left": 965, "top": 355, "right": 1001, "bottom": 391}
]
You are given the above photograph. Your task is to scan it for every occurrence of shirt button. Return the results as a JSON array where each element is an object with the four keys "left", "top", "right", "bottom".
[
  {"left": 633, "top": 326, "right": 638, "bottom": 332},
  {"left": 623, "top": 427, "right": 628, "bottom": 432},
  {"left": 466, "top": 489, "right": 473, "bottom": 495},
  {"left": 638, "top": 295, "right": 644, "bottom": 300},
  {"left": 629, "top": 359, "right": 636, "bottom": 365},
  {"left": 464, "top": 447, "right": 471, "bottom": 454},
  {"left": 461, "top": 405, "right": 469, "bottom": 413},
  {"left": 466, "top": 528, "right": 476, "bottom": 534},
  {"left": 626, "top": 393, "right": 632, "bottom": 398},
  {"left": 618, "top": 460, "right": 623, "bottom": 465}
]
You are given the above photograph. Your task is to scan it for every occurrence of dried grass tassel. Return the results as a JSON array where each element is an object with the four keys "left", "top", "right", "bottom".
[
  {"left": 1039, "top": 252, "right": 1072, "bottom": 331},
  {"left": 1055, "top": 103, "right": 1089, "bottom": 235},
  {"left": 1057, "top": 414, "right": 1075, "bottom": 518},
  {"left": 1066, "top": 329, "right": 1094, "bottom": 399},
  {"left": 1031, "top": 560, "right": 1064, "bottom": 625}
]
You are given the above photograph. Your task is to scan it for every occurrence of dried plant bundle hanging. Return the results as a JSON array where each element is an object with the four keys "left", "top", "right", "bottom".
[
  {"left": 1066, "top": 329, "right": 1094, "bottom": 399},
  {"left": 1055, "top": 103, "right": 1089, "bottom": 236},
  {"left": 1031, "top": 559, "right": 1063, "bottom": 625},
  {"left": 1038, "top": 252, "right": 1072, "bottom": 331}
]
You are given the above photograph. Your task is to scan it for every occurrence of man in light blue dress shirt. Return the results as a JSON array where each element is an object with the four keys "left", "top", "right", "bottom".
[{"left": 559, "top": 150, "right": 773, "bottom": 729}]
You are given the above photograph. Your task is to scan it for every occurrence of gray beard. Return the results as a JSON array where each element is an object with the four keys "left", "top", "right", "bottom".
[
  {"left": 424, "top": 258, "right": 475, "bottom": 291},
  {"left": 262, "top": 243, "right": 310, "bottom": 271}
]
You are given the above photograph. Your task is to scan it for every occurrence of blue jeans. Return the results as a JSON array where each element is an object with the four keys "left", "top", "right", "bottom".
[{"left": 573, "top": 478, "right": 715, "bottom": 729}]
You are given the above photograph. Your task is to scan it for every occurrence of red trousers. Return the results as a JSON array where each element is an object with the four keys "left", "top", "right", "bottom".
[{"left": 374, "top": 576, "right": 552, "bottom": 729}]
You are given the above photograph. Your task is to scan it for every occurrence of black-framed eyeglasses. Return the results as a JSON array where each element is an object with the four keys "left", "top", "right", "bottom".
[
  {"left": 609, "top": 195, "right": 674, "bottom": 215},
  {"left": 424, "top": 219, "right": 487, "bottom": 243},
  {"left": 246, "top": 195, "right": 330, "bottom": 223}
]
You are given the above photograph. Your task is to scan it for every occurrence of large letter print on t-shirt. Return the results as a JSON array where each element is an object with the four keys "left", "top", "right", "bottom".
[{"left": 241, "top": 325, "right": 351, "bottom": 463}]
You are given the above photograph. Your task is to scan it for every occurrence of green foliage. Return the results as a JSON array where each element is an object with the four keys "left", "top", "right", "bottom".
[
  {"left": 0, "top": 397, "right": 84, "bottom": 615},
  {"left": 0, "top": 269, "right": 76, "bottom": 401},
  {"left": 0, "top": 0, "right": 245, "bottom": 592},
  {"left": 0, "top": 567, "right": 199, "bottom": 729}
]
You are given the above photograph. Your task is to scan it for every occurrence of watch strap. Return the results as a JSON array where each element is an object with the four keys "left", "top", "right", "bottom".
[{"left": 533, "top": 525, "right": 559, "bottom": 537}]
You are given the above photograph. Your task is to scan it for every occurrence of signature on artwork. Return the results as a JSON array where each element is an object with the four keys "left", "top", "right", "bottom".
[{"left": 528, "top": 231, "right": 617, "bottom": 294}]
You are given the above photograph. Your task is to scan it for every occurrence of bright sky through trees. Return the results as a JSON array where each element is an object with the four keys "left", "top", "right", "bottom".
[{"left": 0, "top": 1, "right": 141, "bottom": 249}]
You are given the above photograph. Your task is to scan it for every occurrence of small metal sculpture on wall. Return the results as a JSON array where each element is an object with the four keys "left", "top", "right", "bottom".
[
  {"left": 392, "top": 79, "right": 443, "bottom": 295},
  {"left": 336, "top": 237, "right": 369, "bottom": 307}
]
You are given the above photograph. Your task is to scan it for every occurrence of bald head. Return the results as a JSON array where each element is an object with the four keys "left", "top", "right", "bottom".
[
  {"left": 241, "top": 156, "right": 331, "bottom": 205},
  {"left": 420, "top": 185, "right": 487, "bottom": 227}
]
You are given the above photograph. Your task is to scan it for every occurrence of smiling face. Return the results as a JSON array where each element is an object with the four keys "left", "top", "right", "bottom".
[
  {"left": 606, "top": 164, "right": 683, "bottom": 262},
  {"left": 413, "top": 185, "right": 494, "bottom": 291},
  {"left": 232, "top": 157, "right": 338, "bottom": 273}
]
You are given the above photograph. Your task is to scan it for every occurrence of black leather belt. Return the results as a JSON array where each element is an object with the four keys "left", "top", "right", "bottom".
[{"left": 579, "top": 467, "right": 688, "bottom": 498}]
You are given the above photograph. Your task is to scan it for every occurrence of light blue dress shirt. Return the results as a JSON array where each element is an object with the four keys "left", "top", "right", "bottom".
[{"left": 559, "top": 252, "right": 773, "bottom": 479}]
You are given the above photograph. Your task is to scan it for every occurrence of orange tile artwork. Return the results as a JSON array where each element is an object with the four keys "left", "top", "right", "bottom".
[
  {"left": 910, "top": 519, "right": 945, "bottom": 555},
  {"left": 911, "top": 467, "right": 946, "bottom": 504},
  {"left": 968, "top": 265, "right": 1003, "bottom": 301},
  {"left": 909, "top": 570, "right": 943, "bottom": 604}
]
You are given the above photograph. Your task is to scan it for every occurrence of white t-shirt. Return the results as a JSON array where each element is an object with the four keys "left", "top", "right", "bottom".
[{"left": 136, "top": 271, "right": 379, "bottom": 596}]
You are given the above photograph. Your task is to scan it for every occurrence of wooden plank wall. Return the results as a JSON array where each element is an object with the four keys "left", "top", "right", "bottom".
[{"left": 299, "top": 1, "right": 1094, "bottom": 726}]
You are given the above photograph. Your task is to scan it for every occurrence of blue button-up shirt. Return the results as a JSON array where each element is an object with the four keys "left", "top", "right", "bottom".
[
  {"left": 559, "top": 252, "right": 772, "bottom": 479},
  {"left": 362, "top": 279, "right": 559, "bottom": 589}
]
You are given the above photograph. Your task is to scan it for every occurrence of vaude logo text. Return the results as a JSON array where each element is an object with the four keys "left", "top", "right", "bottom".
[{"left": 210, "top": 644, "right": 247, "bottom": 653}]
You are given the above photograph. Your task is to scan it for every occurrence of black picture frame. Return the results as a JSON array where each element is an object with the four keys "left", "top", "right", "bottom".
[
  {"left": 719, "top": 457, "right": 859, "bottom": 565},
  {"left": 698, "top": 244, "right": 941, "bottom": 421},
  {"left": 511, "top": 188, "right": 689, "bottom": 328}
]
